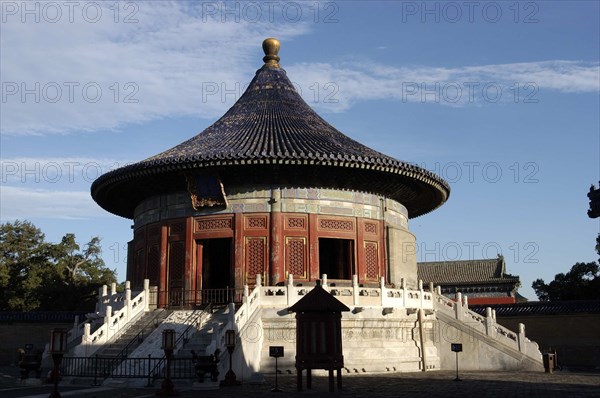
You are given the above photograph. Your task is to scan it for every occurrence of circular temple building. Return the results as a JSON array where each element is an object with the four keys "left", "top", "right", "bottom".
[{"left": 91, "top": 38, "right": 450, "bottom": 307}]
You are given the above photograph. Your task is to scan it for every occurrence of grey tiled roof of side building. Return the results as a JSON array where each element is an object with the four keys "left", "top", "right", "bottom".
[
  {"left": 470, "top": 300, "right": 600, "bottom": 316},
  {"left": 417, "top": 257, "right": 520, "bottom": 285}
]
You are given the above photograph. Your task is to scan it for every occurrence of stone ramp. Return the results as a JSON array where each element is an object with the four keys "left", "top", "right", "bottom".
[{"left": 434, "top": 298, "right": 543, "bottom": 371}]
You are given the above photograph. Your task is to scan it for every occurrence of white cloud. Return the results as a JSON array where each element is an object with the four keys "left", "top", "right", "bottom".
[
  {"left": 287, "top": 60, "right": 600, "bottom": 112},
  {"left": 0, "top": 186, "right": 108, "bottom": 220},
  {"left": 1, "top": 1, "right": 311, "bottom": 135},
  {"left": 2, "top": 2, "right": 598, "bottom": 135},
  {"left": 1, "top": 157, "right": 133, "bottom": 186}
]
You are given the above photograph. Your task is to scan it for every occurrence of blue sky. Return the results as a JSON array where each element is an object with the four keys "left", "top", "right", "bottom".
[{"left": 1, "top": 1, "right": 599, "bottom": 300}]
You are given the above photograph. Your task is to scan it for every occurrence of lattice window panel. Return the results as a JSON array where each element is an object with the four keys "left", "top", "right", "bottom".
[
  {"left": 286, "top": 238, "right": 306, "bottom": 278},
  {"left": 147, "top": 244, "right": 160, "bottom": 285},
  {"left": 147, "top": 224, "right": 161, "bottom": 239},
  {"left": 247, "top": 217, "right": 267, "bottom": 229},
  {"left": 134, "top": 249, "right": 145, "bottom": 285},
  {"left": 287, "top": 217, "right": 305, "bottom": 229},
  {"left": 246, "top": 238, "right": 266, "bottom": 283},
  {"left": 364, "top": 223, "right": 377, "bottom": 234},
  {"left": 365, "top": 242, "right": 379, "bottom": 279},
  {"left": 169, "top": 222, "right": 184, "bottom": 236},
  {"left": 134, "top": 228, "right": 144, "bottom": 242},
  {"left": 319, "top": 219, "right": 354, "bottom": 231},
  {"left": 168, "top": 241, "right": 185, "bottom": 287},
  {"left": 196, "top": 218, "right": 232, "bottom": 231}
]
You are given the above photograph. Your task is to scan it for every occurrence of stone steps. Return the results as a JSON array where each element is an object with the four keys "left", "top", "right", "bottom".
[{"left": 94, "top": 309, "right": 170, "bottom": 359}]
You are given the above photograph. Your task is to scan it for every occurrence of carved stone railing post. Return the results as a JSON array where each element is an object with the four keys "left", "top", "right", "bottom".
[
  {"left": 228, "top": 302, "right": 236, "bottom": 325},
  {"left": 97, "top": 284, "right": 108, "bottom": 313},
  {"left": 517, "top": 323, "right": 526, "bottom": 353},
  {"left": 255, "top": 274, "right": 262, "bottom": 287},
  {"left": 105, "top": 305, "right": 113, "bottom": 339},
  {"left": 485, "top": 307, "right": 495, "bottom": 337},
  {"left": 110, "top": 282, "right": 117, "bottom": 305},
  {"left": 83, "top": 323, "right": 91, "bottom": 343},
  {"left": 419, "top": 279, "right": 424, "bottom": 307},
  {"left": 286, "top": 274, "right": 294, "bottom": 306},
  {"left": 243, "top": 285, "right": 249, "bottom": 304},
  {"left": 380, "top": 276, "right": 386, "bottom": 306},
  {"left": 352, "top": 275, "right": 359, "bottom": 306},
  {"left": 143, "top": 279, "right": 150, "bottom": 311},
  {"left": 322, "top": 273, "right": 328, "bottom": 288},
  {"left": 125, "top": 287, "right": 132, "bottom": 322},
  {"left": 463, "top": 295, "right": 469, "bottom": 310},
  {"left": 455, "top": 292, "right": 463, "bottom": 321}
]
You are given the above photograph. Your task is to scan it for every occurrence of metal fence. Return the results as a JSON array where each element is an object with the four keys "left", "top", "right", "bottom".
[
  {"left": 0, "top": 311, "right": 86, "bottom": 323},
  {"left": 61, "top": 305, "right": 214, "bottom": 384},
  {"left": 149, "top": 288, "right": 244, "bottom": 309},
  {"left": 61, "top": 355, "right": 196, "bottom": 386}
]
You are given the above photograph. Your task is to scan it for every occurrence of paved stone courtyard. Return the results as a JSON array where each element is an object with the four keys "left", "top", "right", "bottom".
[{"left": 1, "top": 367, "right": 599, "bottom": 398}]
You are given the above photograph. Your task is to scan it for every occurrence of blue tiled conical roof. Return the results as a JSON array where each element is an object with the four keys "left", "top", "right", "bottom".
[{"left": 92, "top": 39, "right": 449, "bottom": 219}]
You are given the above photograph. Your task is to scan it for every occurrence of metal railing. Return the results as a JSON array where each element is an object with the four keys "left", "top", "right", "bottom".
[
  {"left": 62, "top": 304, "right": 214, "bottom": 383},
  {"left": 113, "top": 309, "right": 170, "bottom": 360},
  {"left": 146, "top": 304, "right": 213, "bottom": 383},
  {"left": 61, "top": 356, "right": 197, "bottom": 386},
  {"left": 150, "top": 288, "right": 244, "bottom": 309}
]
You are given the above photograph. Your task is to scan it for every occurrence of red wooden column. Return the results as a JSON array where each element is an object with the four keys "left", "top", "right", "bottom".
[
  {"left": 270, "top": 212, "right": 284, "bottom": 285},
  {"left": 356, "top": 217, "right": 365, "bottom": 284},
  {"left": 158, "top": 223, "right": 168, "bottom": 308},
  {"left": 184, "top": 217, "right": 194, "bottom": 301},
  {"left": 234, "top": 213, "right": 245, "bottom": 290},
  {"left": 308, "top": 214, "right": 319, "bottom": 281}
]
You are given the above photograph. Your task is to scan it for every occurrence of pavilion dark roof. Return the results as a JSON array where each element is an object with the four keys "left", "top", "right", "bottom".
[
  {"left": 417, "top": 257, "right": 520, "bottom": 286},
  {"left": 91, "top": 39, "right": 450, "bottom": 219},
  {"left": 289, "top": 283, "right": 350, "bottom": 313}
]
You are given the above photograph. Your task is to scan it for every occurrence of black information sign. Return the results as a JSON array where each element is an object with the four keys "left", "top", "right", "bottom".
[
  {"left": 451, "top": 343, "right": 463, "bottom": 352},
  {"left": 270, "top": 346, "right": 284, "bottom": 358}
]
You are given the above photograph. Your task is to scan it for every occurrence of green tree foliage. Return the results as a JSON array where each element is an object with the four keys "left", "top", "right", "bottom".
[
  {"left": 532, "top": 235, "right": 600, "bottom": 301},
  {"left": 0, "top": 220, "right": 116, "bottom": 311}
]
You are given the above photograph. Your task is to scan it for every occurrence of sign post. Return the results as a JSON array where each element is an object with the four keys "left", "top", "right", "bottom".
[
  {"left": 269, "top": 346, "right": 284, "bottom": 392},
  {"left": 451, "top": 343, "right": 462, "bottom": 381}
]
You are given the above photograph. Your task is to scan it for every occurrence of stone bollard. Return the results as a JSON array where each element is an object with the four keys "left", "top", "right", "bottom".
[
  {"left": 455, "top": 292, "right": 463, "bottom": 321},
  {"left": 485, "top": 307, "right": 495, "bottom": 337},
  {"left": 143, "top": 279, "right": 150, "bottom": 311},
  {"left": 352, "top": 275, "right": 359, "bottom": 306},
  {"left": 518, "top": 323, "right": 526, "bottom": 353}
]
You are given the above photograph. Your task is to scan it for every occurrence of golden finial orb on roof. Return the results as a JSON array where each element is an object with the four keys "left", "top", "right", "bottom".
[{"left": 262, "top": 38, "right": 281, "bottom": 67}]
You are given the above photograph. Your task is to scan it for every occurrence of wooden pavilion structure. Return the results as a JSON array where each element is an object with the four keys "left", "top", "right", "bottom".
[{"left": 91, "top": 38, "right": 450, "bottom": 308}]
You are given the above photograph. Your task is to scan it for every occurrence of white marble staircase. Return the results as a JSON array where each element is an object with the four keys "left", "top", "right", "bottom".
[{"left": 94, "top": 309, "right": 170, "bottom": 358}]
